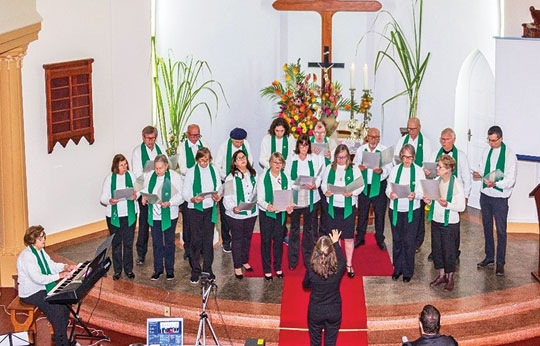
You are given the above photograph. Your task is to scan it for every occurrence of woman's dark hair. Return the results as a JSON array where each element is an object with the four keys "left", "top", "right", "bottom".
[
  {"left": 310, "top": 235, "right": 338, "bottom": 279},
  {"left": 267, "top": 117, "right": 291, "bottom": 136},
  {"left": 229, "top": 150, "right": 256, "bottom": 179},
  {"left": 111, "top": 154, "right": 129, "bottom": 173},
  {"left": 294, "top": 134, "right": 312, "bottom": 155},
  {"left": 24, "top": 225, "right": 45, "bottom": 246}
]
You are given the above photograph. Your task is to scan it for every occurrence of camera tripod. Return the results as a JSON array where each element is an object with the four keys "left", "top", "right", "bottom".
[{"left": 195, "top": 277, "right": 220, "bottom": 345}]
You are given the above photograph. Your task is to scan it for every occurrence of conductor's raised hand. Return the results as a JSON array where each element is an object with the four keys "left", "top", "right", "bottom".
[{"left": 329, "top": 229, "right": 341, "bottom": 243}]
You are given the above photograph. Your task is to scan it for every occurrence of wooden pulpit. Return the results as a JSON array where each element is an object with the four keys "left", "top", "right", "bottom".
[{"left": 530, "top": 183, "right": 540, "bottom": 282}]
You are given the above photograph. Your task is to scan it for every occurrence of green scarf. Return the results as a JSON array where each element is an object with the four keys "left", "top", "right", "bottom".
[
  {"left": 30, "top": 245, "right": 56, "bottom": 293},
  {"left": 235, "top": 174, "right": 257, "bottom": 215},
  {"left": 110, "top": 173, "right": 136, "bottom": 227},
  {"left": 148, "top": 170, "right": 172, "bottom": 231},
  {"left": 361, "top": 148, "right": 381, "bottom": 198},
  {"left": 193, "top": 164, "right": 218, "bottom": 223},
  {"left": 483, "top": 142, "right": 506, "bottom": 192},
  {"left": 404, "top": 133, "right": 424, "bottom": 166},
  {"left": 263, "top": 169, "right": 288, "bottom": 225},
  {"left": 327, "top": 166, "right": 354, "bottom": 219},
  {"left": 310, "top": 136, "right": 330, "bottom": 166},
  {"left": 184, "top": 139, "right": 203, "bottom": 169},
  {"left": 427, "top": 175, "right": 455, "bottom": 226},
  {"left": 140, "top": 143, "right": 162, "bottom": 170},
  {"left": 226, "top": 139, "right": 248, "bottom": 176},
  {"left": 271, "top": 135, "right": 289, "bottom": 160},
  {"left": 291, "top": 159, "right": 315, "bottom": 212},
  {"left": 435, "top": 146, "right": 459, "bottom": 177},
  {"left": 392, "top": 163, "right": 416, "bottom": 226}
]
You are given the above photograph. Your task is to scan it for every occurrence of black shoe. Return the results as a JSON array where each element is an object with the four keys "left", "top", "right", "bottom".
[
  {"left": 235, "top": 273, "right": 244, "bottom": 279},
  {"left": 222, "top": 245, "right": 232, "bottom": 253},
  {"left": 166, "top": 273, "right": 175, "bottom": 280},
  {"left": 288, "top": 264, "right": 297, "bottom": 271},
  {"left": 427, "top": 253, "right": 433, "bottom": 262},
  {"left": 496, "top": 265, "right": 505, "bottom": 276},
  {"left": 113, "top": 273, "right": 121, "bottom": 281},
  {"left": 477, "top": 258, "right": 494, "bottom": 268},
  {"left": 243, "top": 265, "right": 254, "bottom": 272},
  {"left": 276, "top": 271, "right": 284, "bottom": 279},
  {"left": 150, "top": 272, "right": 163, "bottom": 281},
  {"left": 403, "top": 276, "right": 412, "bottom": 283},
  {"left": 378, "top": 242, "right": 387, "bottom": 250},
  {"left": 190, "top": 276, "right": 199, "bottom": 284},
  {"left": 346, "top": 266, "right": 355, "bottom": 279},
  {"left": 392, "top": 272, "right": 402, "bottom": 281},
  {"left": 415, "top": 247, "right": 421, "bottom": 253},
  {"left": 126, "top": 272, "right": 135, "bottom": 279},
  {"left": 136, "top": 258, "right": 144, "bottom": 265},
  {"left": 354, "top": 238, "right": 365, "bottom": 248},
  {"left": 183, "top": 252, "right": 190, "bottom": 261},
  {"left": 264, "top": 274, "right": 273, "bottom": 281}
]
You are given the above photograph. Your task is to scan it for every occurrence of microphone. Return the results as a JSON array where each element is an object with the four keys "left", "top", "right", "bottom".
[{"left": 402, "top": 335, "right": 413, "bottom": 346}]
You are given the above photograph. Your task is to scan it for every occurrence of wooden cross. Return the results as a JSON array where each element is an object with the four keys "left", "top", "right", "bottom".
[{"left": 273, "top": 0, "right": 382, "bottom": 81}]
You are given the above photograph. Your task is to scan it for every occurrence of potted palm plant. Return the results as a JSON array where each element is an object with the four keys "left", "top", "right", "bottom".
[
  {"left": 151, "top": 37, "right": 228, "bottom": 162},
  {"left": 360, "top": 0, "right": 430, "bottom": 127}
]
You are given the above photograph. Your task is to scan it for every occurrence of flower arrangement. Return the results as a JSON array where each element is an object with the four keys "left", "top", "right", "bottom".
[
  {"left": 261, "top": 59, "right": 353, "bottom": 138},
  {"left": 358, "top": 89, "right": 374, "bottom": 124}
]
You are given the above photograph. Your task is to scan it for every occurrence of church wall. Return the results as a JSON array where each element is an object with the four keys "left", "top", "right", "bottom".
[
  {"left": 0, "top": 0, "right": 41, "bottom": 35},
  {"left": 21, "top": 0, "right": 151, "bottom": 235}
]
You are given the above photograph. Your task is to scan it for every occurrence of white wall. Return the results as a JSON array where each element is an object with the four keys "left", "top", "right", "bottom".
[
  {"left": 503, "top": 0, "right": 540, "bottom": 37},
  {"left": 0, "top": 0, "right": 41, "bottom": 34},
  {"left": 22, "top": 0, "right": 151, "bottom": 234}
]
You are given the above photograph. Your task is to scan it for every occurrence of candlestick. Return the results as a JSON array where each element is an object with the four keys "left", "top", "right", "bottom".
[
  {"left": 363, "top": 64, "right": 368, "bottom": 90},
  {"left": 350, "top": 63, "right": 355, "bottom": 89}
]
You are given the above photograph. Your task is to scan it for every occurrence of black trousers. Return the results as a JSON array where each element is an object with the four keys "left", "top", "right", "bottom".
[
  {"left": 189, "top": 207, "right": 215, "bottom": 277},
  {"left": 317, "top": 187, "right": 329, "bottom": 237},
  {"left": 289, "top": 202, "right": 320, "bottom": 268},
  {"left": 356, "top": 180, "right": 388, "bottom": 245},
  {"left": 307, "top": 303, "right": 342, "bottom": 346},
  {"left": 431, "top": 221, "right": 459, "bottom": 273},
  {"left": 218, "top": 198, "right": 232, "bottom": 249},
  {"left": 480, "top": 193, "right": 509, "bottom": 265},
  {"left": 135, "top": 197, "right": 150, "bottom": 261},
  {"left": 181, "top": 202, "right": 191, "bottom": 257},
  {"left": 415, "top": 200, "right": 427, "bottom": 248},
  {"left": 389, "top": 208, "right": 420, "bottom": 278},
  {"left": 106, "top": 216, "right": 135, "bottom": 275},
  {"left": 259, "top": 211, "right": 286, "bottom": 274},
  {"left": 227, "top": 215, "right": 257, "bottom": 269},
  {"left": 22, "top": 290, "right": 70, "bottom": 346},
  {"left": 150, "top": 219, "right": 178, "bottom": 275}
]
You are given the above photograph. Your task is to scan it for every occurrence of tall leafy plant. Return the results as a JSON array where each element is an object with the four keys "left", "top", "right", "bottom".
[
  {"left": 152, "top": 37, "right": 227, "bottom": 156},
  {"left": 360, "top": 0, "right": 430, "bottom": 119}
]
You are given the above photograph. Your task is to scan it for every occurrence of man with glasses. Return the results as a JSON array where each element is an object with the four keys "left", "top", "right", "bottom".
[
  {"left": 178, "top": 124, "right": 209, "bottom": 261},
  {"left": 352, "top": 128, "right": 392, "bottom": 250},
  {"left": 473, "top": 126, "right": 517, "bottom": 276},
  {"left": 424, "top": 128, "right": 472, "bottom": 262},
  {"left": 131, "top": 125, "right": 164, "bottom": 265},
  {"left": 394, "top": 117, "right": 432, "bottom": 253}
]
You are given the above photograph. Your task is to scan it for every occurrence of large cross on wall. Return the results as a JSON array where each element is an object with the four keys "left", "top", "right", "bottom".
[{"left": 273, "top": 0, "right": 382, "bottom": 81}]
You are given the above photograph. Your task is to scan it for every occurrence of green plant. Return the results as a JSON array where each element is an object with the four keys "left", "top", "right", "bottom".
[
  {"left": 359, "top": 0, "right": 430, "bottom": 119},
  {"left": 151, "top": 37, "right": 228, "bottom": 156}
]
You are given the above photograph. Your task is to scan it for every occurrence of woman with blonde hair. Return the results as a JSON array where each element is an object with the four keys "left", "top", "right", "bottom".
[{"left": 303, "top": 229, "right": 345, "bottom": 346}]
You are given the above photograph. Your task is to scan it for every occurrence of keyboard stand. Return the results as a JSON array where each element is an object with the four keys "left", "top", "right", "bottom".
[{"left": 67, "top": 300, "right": 109, "bottom": 344}]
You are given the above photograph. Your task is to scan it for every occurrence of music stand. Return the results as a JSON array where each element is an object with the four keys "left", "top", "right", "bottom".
[{"left": 0, "top": 332, "right": 30, "bottom": 346}]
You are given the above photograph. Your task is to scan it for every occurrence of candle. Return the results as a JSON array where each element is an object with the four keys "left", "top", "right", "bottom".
[
  {"left": 363, "top": 64, "right": 368, "bottom": 90},
  {"left": 350, "top": 63, "right": 355, "bottom": 89}
]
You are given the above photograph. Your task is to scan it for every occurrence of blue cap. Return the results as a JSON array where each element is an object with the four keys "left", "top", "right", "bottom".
[{"left": 230, "top": 127, "right": 247, "bottom": 140}]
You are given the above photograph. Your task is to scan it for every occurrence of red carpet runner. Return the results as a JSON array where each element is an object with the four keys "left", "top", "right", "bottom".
[{"left": 243, "top": 233, "right": 393, "bottom": 345}]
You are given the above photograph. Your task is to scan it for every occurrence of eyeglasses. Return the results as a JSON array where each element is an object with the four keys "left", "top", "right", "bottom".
[
  {"left": 236, "top": 155, "right": 247, "bottom": 161},
  {"left": 436, "top": 165, "right": 447, "bottom": 169},
  {"left": 367, "top": 135, "right": 380, "bottom": 139},
  {"left": 336, "top": 155, "right": 348, "bottom": 160},
  {"left": 401, "top": 155, "right": 414, "bottom": 160},
  {"left": 187, "top": 133, "right": 201, "bottom": 138},
  {"left": 407, "top": 127, "right": 418, "bottom": 131},
  {"left": 144, "top": 136, "right": 156, "bottom": 141},
  {"left": 487, "top": 137, "right": 501, "bottom": 143},
  {"left": 440, "top": 137, "right": 453, "bottom": 142},
  {"left": 313, "top": 131, "right": 325, "bottom": 135},
  {"left": 271, "top": 161, "right": 283, "bottom": 165}
]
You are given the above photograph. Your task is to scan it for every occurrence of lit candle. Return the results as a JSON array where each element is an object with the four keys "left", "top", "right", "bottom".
[
  {"left": 350, "top": 63, "right": 355, "bottom": 89},
  {"left": 363, "top": 64, "right": 368, "bottom": 90}
]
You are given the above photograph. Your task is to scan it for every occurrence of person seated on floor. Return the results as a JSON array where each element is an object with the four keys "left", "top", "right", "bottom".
[
  {"left": 409, "top": 304, "right": 458, "bottom": 345},
  {"left": 17, "top": 225, "right": 79, "bottom": 346}
]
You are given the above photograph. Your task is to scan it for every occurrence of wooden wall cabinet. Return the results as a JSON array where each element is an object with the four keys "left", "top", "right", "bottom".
[{"left": 43, "top": 58, "right": 94, "bottom": 153}]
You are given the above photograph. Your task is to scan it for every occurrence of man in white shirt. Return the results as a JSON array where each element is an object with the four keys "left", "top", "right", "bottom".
[
  {"left": 473, "top": 126, "right": 517, "bottom": 276},
  {"left": 177, "top": 124, "right": 209, "bottom": 260},
  {"left": 214, "top": 127, "right": 253, "bottom": 252},
  {"left": 131, "top": 125, "right": 164, "bottom": 265},
  {"left": 394, "top": 117, "right": 432, "bottom": 252},
  {"left": 352, "top": 128, "right": 392, "bottom": 250}
]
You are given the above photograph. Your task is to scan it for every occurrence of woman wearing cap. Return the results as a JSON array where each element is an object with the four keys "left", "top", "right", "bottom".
[{"left": 258, "top": 118, "right": 295, "bottom": 170}]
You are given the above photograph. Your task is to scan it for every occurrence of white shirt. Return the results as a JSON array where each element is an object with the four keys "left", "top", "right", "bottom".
[
  {"left": 429, "top": 177, "right": 466, "bottom": 224},
  {"left": 479, "top": 143, "right": 517, "bottom": 198},
  {"left": 321, "top": 164, "right": 363, "bottom": 208},
  {"left": 429, "top": 147, "right": 472, "bottom": 199},
  {"left": 223, "top": 170, "right": 258, "bottom": 219},
  {"left": 131, "top": 143, "right": 165, "bottom": 179},
  {"left": 257, "top": 169, "right": 292, "bottom": 212},
  {"left": 17, "top": 246, "right": 65, "bottom": 298},
  {"left": 386, "top": 164, "right": 426, "bottom": 211},
  {"left": 177, "top": 138, "right": 209, "bottom": 176},
  {"left": 394, "top": 133, "right": 432, "bottom": 166},
  {"left": 182, "top": 164, "right": 223, "bottom": 210},
  {"left": 258, "top": 134, "right": 295, "bottom": 169},
  {"left": 141, "top": 169, "right": 184, "bottom": 220},
  {"left": 285, "top": 153, "right": 323, "bottom": 205},
  {"left": 214, "top": 139, "right": 254, "bottom": 180},
  {"left": 100, "top": 171, "right": 140, "bottom": 218},
  {"left": 352, "top": 143, "right": 392, "bottom": 184}
]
